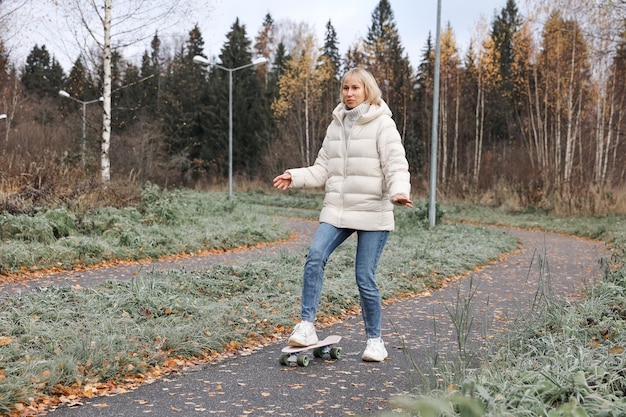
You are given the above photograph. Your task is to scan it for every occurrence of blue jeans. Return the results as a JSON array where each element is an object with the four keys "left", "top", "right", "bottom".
[{"left": 301, "top": 222, "right": 389, "bottom": 339}]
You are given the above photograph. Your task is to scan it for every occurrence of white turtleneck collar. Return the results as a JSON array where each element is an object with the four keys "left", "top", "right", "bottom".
[{"left": 343, "top": 103, "right": 370, "bottom": 139}]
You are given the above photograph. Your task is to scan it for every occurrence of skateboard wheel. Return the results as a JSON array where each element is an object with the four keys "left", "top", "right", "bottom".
[
  {"left": 296, "top": 354, "right": 310, "bottom": 367},
  {"left": 279, "top": 354, "right": 290, "bottom": 366},
  {"left": 329, "top": 347, "right": 342, "bottom": 360},
  {"left": 312, "top": 347, "right": 324, "bottom": 358}
]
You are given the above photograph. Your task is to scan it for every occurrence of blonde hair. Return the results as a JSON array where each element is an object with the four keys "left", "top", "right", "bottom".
[{"left": 340, "top": 68, "right": 382, "bottom": 106}]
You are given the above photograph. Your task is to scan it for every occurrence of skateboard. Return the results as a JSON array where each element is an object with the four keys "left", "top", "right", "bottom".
[{"left": 279, "top": 335, "right": 342, "bottom": 367}]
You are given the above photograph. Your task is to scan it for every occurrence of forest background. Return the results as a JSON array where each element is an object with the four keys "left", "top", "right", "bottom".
[{"left": 0, "top": 0, "right": 625, "bottom": 215}]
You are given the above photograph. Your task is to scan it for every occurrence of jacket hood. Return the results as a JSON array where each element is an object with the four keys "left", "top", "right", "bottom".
[{"left": 332, "top": 100, "right": 393, "bottom": 125}]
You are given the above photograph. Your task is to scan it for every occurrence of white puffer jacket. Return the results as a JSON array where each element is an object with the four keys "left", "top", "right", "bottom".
[{"left": 287, "top": 100, "right": 411, "bottom": 231}]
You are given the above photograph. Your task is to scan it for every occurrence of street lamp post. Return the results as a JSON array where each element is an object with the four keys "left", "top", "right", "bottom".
[
  {"left": 58, "top": 90, "right": 103, "bottom": 167},
  {"left": 429, "top": 0, "right": 443, "bottom": 228},
  {"left": 192, "top": 55, "right": 268, "bottom": 200}
]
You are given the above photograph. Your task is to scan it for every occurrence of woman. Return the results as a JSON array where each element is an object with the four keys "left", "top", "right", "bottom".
[{"left": 273, "top": 67, "right": 412, "bottom": 362}]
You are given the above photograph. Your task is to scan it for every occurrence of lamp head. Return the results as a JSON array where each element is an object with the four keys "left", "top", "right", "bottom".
[{"left": 193, "top": 55, "right": 210, "bottom": 65}]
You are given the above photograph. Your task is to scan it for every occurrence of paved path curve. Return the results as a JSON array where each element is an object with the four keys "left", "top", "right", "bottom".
[{"left": 10, "top": 222, "right": 610, "bottom": 417}]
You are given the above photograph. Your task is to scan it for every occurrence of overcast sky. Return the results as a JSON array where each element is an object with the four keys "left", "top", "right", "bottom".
[
  {"left": 8, "top": 0, "right": 509, "bottom": 70},
  {"left": 202, "top": 0, "right": 508, "bottom": 64}
]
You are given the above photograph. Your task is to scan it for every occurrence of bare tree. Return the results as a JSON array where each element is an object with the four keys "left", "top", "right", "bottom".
[{"left": 0, "top": 0, "right": 30, "bottom": 43}]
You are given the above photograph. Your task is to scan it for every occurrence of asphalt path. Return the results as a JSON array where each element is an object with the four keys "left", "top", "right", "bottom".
[{"left": 5, "top": 221, "right": 610, "bottom": 417}]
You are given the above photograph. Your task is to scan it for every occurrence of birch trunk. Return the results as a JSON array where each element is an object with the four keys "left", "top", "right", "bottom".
[
  {"left": 452, "top": 71, "right": 460, "bottom": 182},
  {"left": 563, "top": 37, "right": 579, "bottom": 186},
  {"left": 100, "top": 0, "right": 112, "bottom": 185},
  {"left": 473, "top": 71, "right": 484, "bottom": 185}
]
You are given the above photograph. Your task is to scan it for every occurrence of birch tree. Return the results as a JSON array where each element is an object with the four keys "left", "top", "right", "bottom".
[
  {"left": 510, "top": 20, "right": 538, "bottom": 172},
  {"left": 272, "top": 26, "right": 333, "bottom": 167},
  {"left": 532, "top": 0, "right": 625, "bottom": 190},
  {"left": 583, "top": 1, "right": 626, "bottom": 187},
  {"left": 42, "top": 0, "right": 213, "bottom": 186},
  {"left": 466, "top": 21, "right": 499, "bottom": 187},
  {"left": 436, "top": 25, "right": 461, "bottom": 188},
  {"left": 100, "top": 0, "right": 112, "bottom": 184},
  {"left": 606, "top": 35, "right": 626, "bottom": 186}
]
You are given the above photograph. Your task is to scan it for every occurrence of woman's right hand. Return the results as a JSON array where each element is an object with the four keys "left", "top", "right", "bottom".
[{"left": 273, "top": 172, "right": 292, "bottom": 190}]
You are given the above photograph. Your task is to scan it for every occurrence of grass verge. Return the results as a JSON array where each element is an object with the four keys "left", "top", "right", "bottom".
[
  {"left": 0, "top": 185, "right": 290, "bottom": 276},
  {"left": 385, "top": 201, "right": 626, "bottom": 417},
  {"left": 0, "top": 192, "right": 518, "bottom": 415}
]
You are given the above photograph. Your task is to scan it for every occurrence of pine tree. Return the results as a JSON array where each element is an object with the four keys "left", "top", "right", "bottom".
[
  {"left": 362, "top": 0, "right": 415, "bottom": 144},
  {"left": 21, "top": 45, "right": 66, "bottom": 98},
  {"left": 268, "top": 42, "right": 290, "bottom": 102},
  {"left": 320, "top": 20, "right": 341, "bottom": 118},
  {"left": 492, "top": 0, "right": 521, "bottom": 90},
  {"left": 114, "top": 62, "right": 141, "bottom": 131},
  {"left": 322, "top": 20, "right": 342, "bottom": 75},
  {"left": 199, "top": 19, "right": 267, "bottom": 180},
  {"left": 509, "top": 20, "right": 536, "bottom": 171},
  {"left": 159, "top": 24, "right": 209, "bottom": 184},
  {"left": 254, "top": 13, "right": 275, "bottom": 87},
  {"left": 343, "top": 42, "right": 367, "bottom": 70},
  {"left": 489, "top": 0, "right": 522, "bottom": 141},
  {"left": 264, "top": 42, "right": 297, "bottom": 172},
  {"left": 64, "top": 57, "right": 97, "bottom": 101},
  {"left": 139, "top": 32, "right": 162, "bottom": 115},
  {"left": 410, "top": 34, "right": 435, "bottom": 171}
]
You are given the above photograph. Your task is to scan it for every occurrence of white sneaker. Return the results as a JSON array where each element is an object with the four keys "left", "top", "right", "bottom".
[
  {"left": 288, "top": 321, "right": 319, "bottom": 347},
  {"left": 361, "top": 338, "right": 388, "bottom": 362}
]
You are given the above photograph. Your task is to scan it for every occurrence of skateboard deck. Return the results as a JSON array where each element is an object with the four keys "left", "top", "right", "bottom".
[{"left": 279, "top": 335, "right": 342, "bottom": 366}]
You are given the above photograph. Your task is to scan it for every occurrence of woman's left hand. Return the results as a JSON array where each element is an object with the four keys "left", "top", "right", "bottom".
[{"left": 392, "top": 194, "right": 413, "bottom": 208}]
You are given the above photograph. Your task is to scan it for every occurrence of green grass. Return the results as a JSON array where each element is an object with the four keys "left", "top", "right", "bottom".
[
  {"left": 443, "top": 200, "right": 625, "bottom": 242},
  {"left": 387, "top": 263, "right": 626, "bottom": 417},
  {"left": 1, "top": 190, "right": 625, "bottom": 416},
  {"left": 0, "top": 184, "right": 290, "bottom": 275}
]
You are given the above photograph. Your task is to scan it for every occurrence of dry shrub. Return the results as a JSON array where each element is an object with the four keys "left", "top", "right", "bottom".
[
  {"left": 0, "top": 109, "right": 82, "bottom": 213},
  {"left": 0, "top": 104, "right": 144, "bottom": 213},
  {"left": 71, "top": 181, "right": 142, "bottom": 211},
  {"left": 109, "top": 116, "right": 176, "bottom": 186},
  {"left": 551, "top": 185, "right": 626, "bottom": 216},
  {"left": 439, "top": 139, "right": 626, "bottom": 216},
  {"left": 259, "top": 121, "right": 303, "bottom": 183},
  {"left": 0, "top": 173, "right": 142, "bottom": 215}
]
